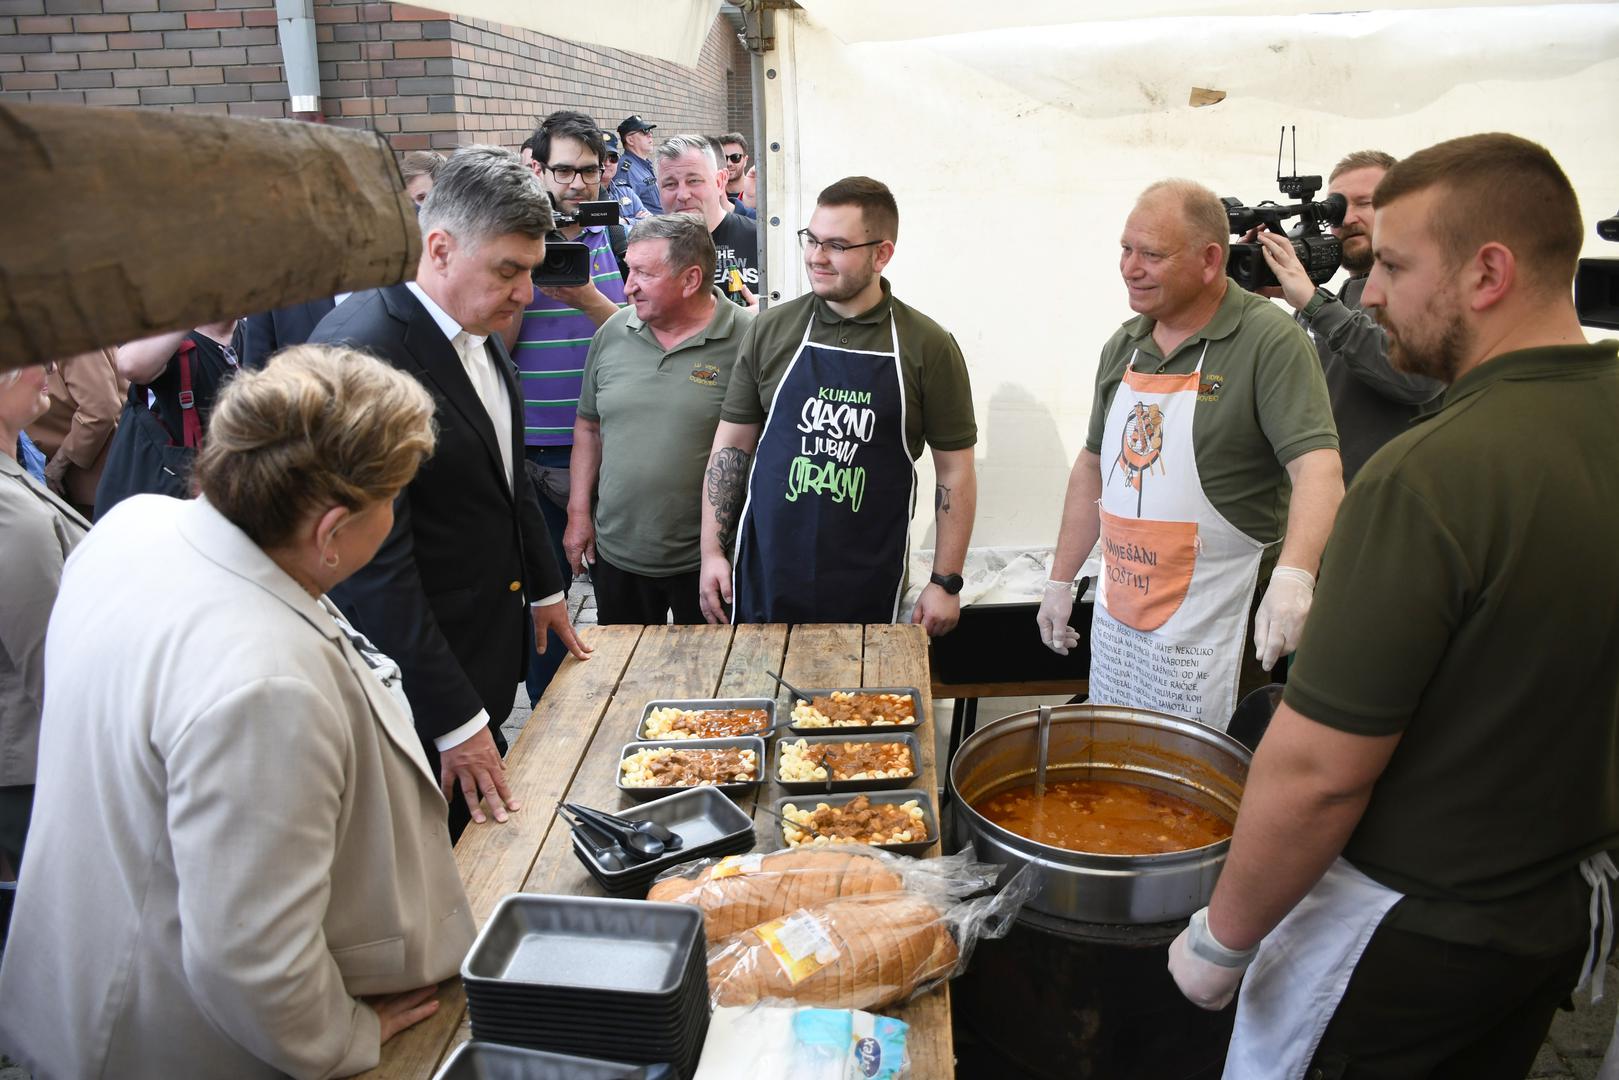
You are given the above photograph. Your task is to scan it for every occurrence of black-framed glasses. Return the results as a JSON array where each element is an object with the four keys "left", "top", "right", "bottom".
[
  {"left": 797, "top": 229, "right": 882, "bottom": 255},
  {"left": 543, "top": 163, "right": 602, "bottom": 183},
  {"left": 725, "top": 152, "right": 745, "bottom": 163}
]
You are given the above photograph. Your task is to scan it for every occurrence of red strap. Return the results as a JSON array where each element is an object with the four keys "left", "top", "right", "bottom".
[{"left": 176, "top": 339, "right": 202, "bottom": 450}]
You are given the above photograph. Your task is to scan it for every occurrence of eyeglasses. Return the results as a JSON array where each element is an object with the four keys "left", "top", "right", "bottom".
[
  {"left": 797, "top": 229, "right": 883, "bottom": 255},
  {"left": 725, "top": 152, "right": 745, "bottom": 164},
  {"left": 543, "top": 163, "right": 602, "bottom": 183}
]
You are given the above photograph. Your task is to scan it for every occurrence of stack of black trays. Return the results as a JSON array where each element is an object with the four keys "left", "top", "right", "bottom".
[
  {"left": 571, "top": 786, "right": 756, "bottom": 898},
  {"left": 461, "top": 894, "right": 711, "bottom": 1080}
]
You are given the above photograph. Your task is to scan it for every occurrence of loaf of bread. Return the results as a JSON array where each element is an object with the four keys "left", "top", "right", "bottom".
[
  {"left": 647, "top": 848, "right": 903, "bottom": 942},
  {"left": 706, "top": 892, "right": 959, "bottom": 1010}
]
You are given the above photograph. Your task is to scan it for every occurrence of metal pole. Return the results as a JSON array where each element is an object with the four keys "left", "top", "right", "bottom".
[{"left": 275, "top": 0, "right": 321, "bottom": 120}]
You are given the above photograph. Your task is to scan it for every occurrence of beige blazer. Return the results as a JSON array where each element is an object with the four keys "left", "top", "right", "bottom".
[
  {"left": 0, "top": 451, "right": 89, "bottom": 788},
  {"left": 0, "top": 495, "right": 475, "bottom": 1079}
]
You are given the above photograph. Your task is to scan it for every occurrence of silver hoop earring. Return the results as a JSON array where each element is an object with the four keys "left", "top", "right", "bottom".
[{"left": 321, "top": 550, "right": 339, "bottom": 569}]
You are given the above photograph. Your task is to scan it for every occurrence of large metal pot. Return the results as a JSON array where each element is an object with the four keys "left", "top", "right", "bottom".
[{"left": 950, "top": 704, "right": 1250, "bottom": 923}]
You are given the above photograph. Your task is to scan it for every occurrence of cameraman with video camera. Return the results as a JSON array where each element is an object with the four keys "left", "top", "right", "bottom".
[
  {"left": 1255, "top": 150, "right": 1444, "bottom": 483},
  {"left": 502, "top": 110, "right": 629, "bottom": 708}
]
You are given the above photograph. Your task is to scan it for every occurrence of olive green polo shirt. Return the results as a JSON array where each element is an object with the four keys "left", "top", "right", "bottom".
[
  {"left": 1285, "top": 343, "right": 1619, "bottom": 953},
  {"left": 577, "top": 287, "right": 752, "bottom": 576},
  {"left": 719, "top": 277, "right": 977, "bottom": 460},
  {"left": 1084, "top": 279, "right": 1338, "bottom": 547}
]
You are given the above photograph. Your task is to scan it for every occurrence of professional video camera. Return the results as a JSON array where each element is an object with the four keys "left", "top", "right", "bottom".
[
  {"left": 532, "top": 199, "right": 620, "bottom": 288},
  {"left": 1575, "top": 210, "right": 1619, "bottom": 330},
  {"left": 1223, "top": 127, "right": 1348, "bottom": 292}
]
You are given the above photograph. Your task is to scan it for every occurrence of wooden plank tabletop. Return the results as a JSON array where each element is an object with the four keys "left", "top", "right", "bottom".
[{"left": 360, "top": 621, "right": 952, "bottom": 1079}]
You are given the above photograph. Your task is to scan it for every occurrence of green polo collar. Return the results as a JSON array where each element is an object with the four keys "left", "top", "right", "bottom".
[
  {"left": 1122, "top": 276, "right": 1244, "bottom": 360},
  {"left": 625, "top": 286, "right": 739, "bottom": 353},
  {"left": 811, "top": 276, "right": 894, "bottom": 325},
  {"left": 1442, "top": 342, "right": 1619, "bottom": 409}
]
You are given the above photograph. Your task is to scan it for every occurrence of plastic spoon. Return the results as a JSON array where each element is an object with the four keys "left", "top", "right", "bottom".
[
  {"left": 564, "top": 803, "right": 683, "bottom": 854},
  {"left": 556, "top": 805, "right": 630, "bottom": 871},
  {"left": 760, "top": 803, "right": 833, "bottom": 843},
  {"left": 766, "top": 670, "right": 815, "bottom": 704},
  {"left": 564, "top": 802, "right": 683, "bottom": 849}
]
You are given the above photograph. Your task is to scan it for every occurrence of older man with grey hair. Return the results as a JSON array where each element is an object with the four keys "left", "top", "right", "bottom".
[
  {"left": 564, "top": 212, "right": 753, "bottom": 624},
  {"left": 312, "top": 145, "right": 591, "bottom": 842},
  {"left": 654, "top": 134, "right": 761, "bottom": 306}
]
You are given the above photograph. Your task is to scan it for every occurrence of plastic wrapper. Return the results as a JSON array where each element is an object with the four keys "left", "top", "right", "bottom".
[
  {"left": 692, "top": 1005, "right": 910, "bottom": 1080},
  {"left": 660, "top": 846, "right": 1031, "bottom": 1012},
  {"left": 646, "top": 845, "right": 1003, "bottom": 943}
]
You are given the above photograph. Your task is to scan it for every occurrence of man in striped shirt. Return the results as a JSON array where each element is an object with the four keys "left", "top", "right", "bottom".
[{"left": 501, "top": 110, "right": 627, "bottom": 705}]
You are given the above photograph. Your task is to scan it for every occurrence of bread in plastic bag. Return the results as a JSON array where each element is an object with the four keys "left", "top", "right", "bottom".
[
  {"left": 646, "top": 847, "right": 904, "bottom": 941},
  {"left": 698, "top": 850, "right": 1033, "bottom": 1011}
]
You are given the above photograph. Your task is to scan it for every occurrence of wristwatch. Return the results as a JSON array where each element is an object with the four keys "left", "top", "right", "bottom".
[
  {"left": 1300, "top": 286, "right": 1332, "bottom": 325},
  {"left": 929, "top": 571, "right": 964, "bottom": 595}
]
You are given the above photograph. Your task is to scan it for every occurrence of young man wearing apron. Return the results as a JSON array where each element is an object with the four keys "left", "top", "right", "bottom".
[
  {"left": 1040, "top": 179, "right": 1343, "bottom": 730},
  {"left": 1169, "top": 135, "right": 1619, "bottom": 1080},
  {"left": 696, "top": 177, "right": 978, "bottom": 635}
]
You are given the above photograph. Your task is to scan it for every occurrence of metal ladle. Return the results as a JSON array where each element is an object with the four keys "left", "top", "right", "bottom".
[{"left": 1034, "top": 704, "right": 1052, "bottom": 801}]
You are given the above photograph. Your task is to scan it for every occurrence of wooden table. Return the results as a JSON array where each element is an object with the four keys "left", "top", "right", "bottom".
[{"left": 361, "top": 622, "right": 952, "bottom": 1079}]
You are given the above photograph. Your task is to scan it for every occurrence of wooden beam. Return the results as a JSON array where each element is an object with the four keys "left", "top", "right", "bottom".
[{"left": 1, "top": 103, "right": 419, "bottom": 367}]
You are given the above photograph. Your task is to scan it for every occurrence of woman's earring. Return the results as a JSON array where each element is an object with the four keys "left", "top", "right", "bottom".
[{"left": 321, "top": 547, "right": 340, "bottom": 569}]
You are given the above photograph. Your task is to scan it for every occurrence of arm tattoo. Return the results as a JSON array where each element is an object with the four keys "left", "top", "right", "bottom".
[
  {"left": 706, "top": 447, "right": 752, "bottom": 555},
  {"left": 935, "top": 484, "right": 952, "bottom": 514}
]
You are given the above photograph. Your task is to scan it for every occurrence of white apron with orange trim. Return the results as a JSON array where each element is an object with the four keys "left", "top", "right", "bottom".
[{"left": 1088, "top": 344, "right": 1263, "bottom": 730}]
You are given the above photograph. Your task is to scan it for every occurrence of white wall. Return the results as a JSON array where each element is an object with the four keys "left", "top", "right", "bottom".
[{"left": 758, "top": 4, "right": 1619, "bottom": 549}]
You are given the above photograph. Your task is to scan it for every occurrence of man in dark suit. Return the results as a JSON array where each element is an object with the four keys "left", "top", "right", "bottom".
[
  {"left": 312, "top": 146, "right": 591, "bottom": 838},
  {"left": 235, "top": 297, "right": 336, "bottom": 370}
]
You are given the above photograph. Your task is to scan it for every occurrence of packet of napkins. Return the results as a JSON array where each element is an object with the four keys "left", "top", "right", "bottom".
[{"left": 693, "top": 1004, "right": 910, "bottom": 1080}]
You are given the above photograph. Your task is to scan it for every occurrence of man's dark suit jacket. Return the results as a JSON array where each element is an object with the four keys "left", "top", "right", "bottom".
[
  {"left": 235, "top": 297, "right": 337, "bottom": 370},
  {"left": 310, "top": 284, "right": 566, "bottom": 754}
]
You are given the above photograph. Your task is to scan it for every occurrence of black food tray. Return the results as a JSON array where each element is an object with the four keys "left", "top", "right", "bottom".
[
  {"left": 461, "top": 894, "right": 704, "bottom": 999},
  {"left": 781, "top": 686, "right": 925, "bottom": 736},
  {"left": 431, "top": 1041, "right": 666, "bottom": 1080},
  {"left": 570, "top": 787, "right": 756, "bottom": 885},
  {"left": 772, "top": 731, "right": 924, "bottom": 795},
  {"left": 771, "top": 787, "right": 939, "bottom": 858},
  {"left": 615, "top": 736, "right": 766, "bottom": 801},
  {"left": 635, "top": 698, "right": 776, "bottom": 742}
]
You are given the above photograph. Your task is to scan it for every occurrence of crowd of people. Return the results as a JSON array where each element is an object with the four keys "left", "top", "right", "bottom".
[{"left": 0, "top": 113, "right": 1614, "bottom": 1080}]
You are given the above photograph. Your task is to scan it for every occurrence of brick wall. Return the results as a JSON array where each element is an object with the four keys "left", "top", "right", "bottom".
[{"left": 0, "top": 0, "right": 755, "bottom": 154}]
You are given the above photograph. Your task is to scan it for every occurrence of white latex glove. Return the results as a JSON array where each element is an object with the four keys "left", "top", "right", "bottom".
[
  {"left": 1168, "top": 907, "right": 1258, "bottom": 1011},
  {"left": 1253, "top": 565, "right": 1315, "bottom": 672},
  {"left": 1037, "top": 579, "right": 1080, "bottom": 655}
]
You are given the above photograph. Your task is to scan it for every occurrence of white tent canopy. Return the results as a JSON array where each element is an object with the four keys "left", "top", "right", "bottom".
[{"left": 758, "top": 3, "right": 1619, "bottom": 548}]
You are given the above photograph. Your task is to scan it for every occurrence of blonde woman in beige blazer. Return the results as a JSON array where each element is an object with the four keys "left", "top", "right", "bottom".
[{"left": 0, "top": 346, "right": 475, "bottom": 1079}]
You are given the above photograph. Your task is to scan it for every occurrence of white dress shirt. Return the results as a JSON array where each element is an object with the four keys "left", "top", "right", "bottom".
[{"left": 405, "top": 282, "right": 564, "bottom": 752}]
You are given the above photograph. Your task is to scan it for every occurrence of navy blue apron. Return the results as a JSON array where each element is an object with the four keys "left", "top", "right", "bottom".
[{"left": 732, "top": 311, "right": 914, "bottom": 623}]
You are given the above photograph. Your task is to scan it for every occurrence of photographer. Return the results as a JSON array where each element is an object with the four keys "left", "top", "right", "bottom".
[
  {"left": 1257, "top": 150, "right": 1444, "bottom": 483},
  {"left": 501, "top": 110, "right": 628, "bottom": 707}
]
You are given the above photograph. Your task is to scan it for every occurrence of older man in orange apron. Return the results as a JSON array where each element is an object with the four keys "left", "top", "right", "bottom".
[
  {"left": 1168, "top": 134, "right": 1619, "bottom": 1080},
  {"left": 1041, "top": 178, "right": 1343, "bottom": 730}
]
